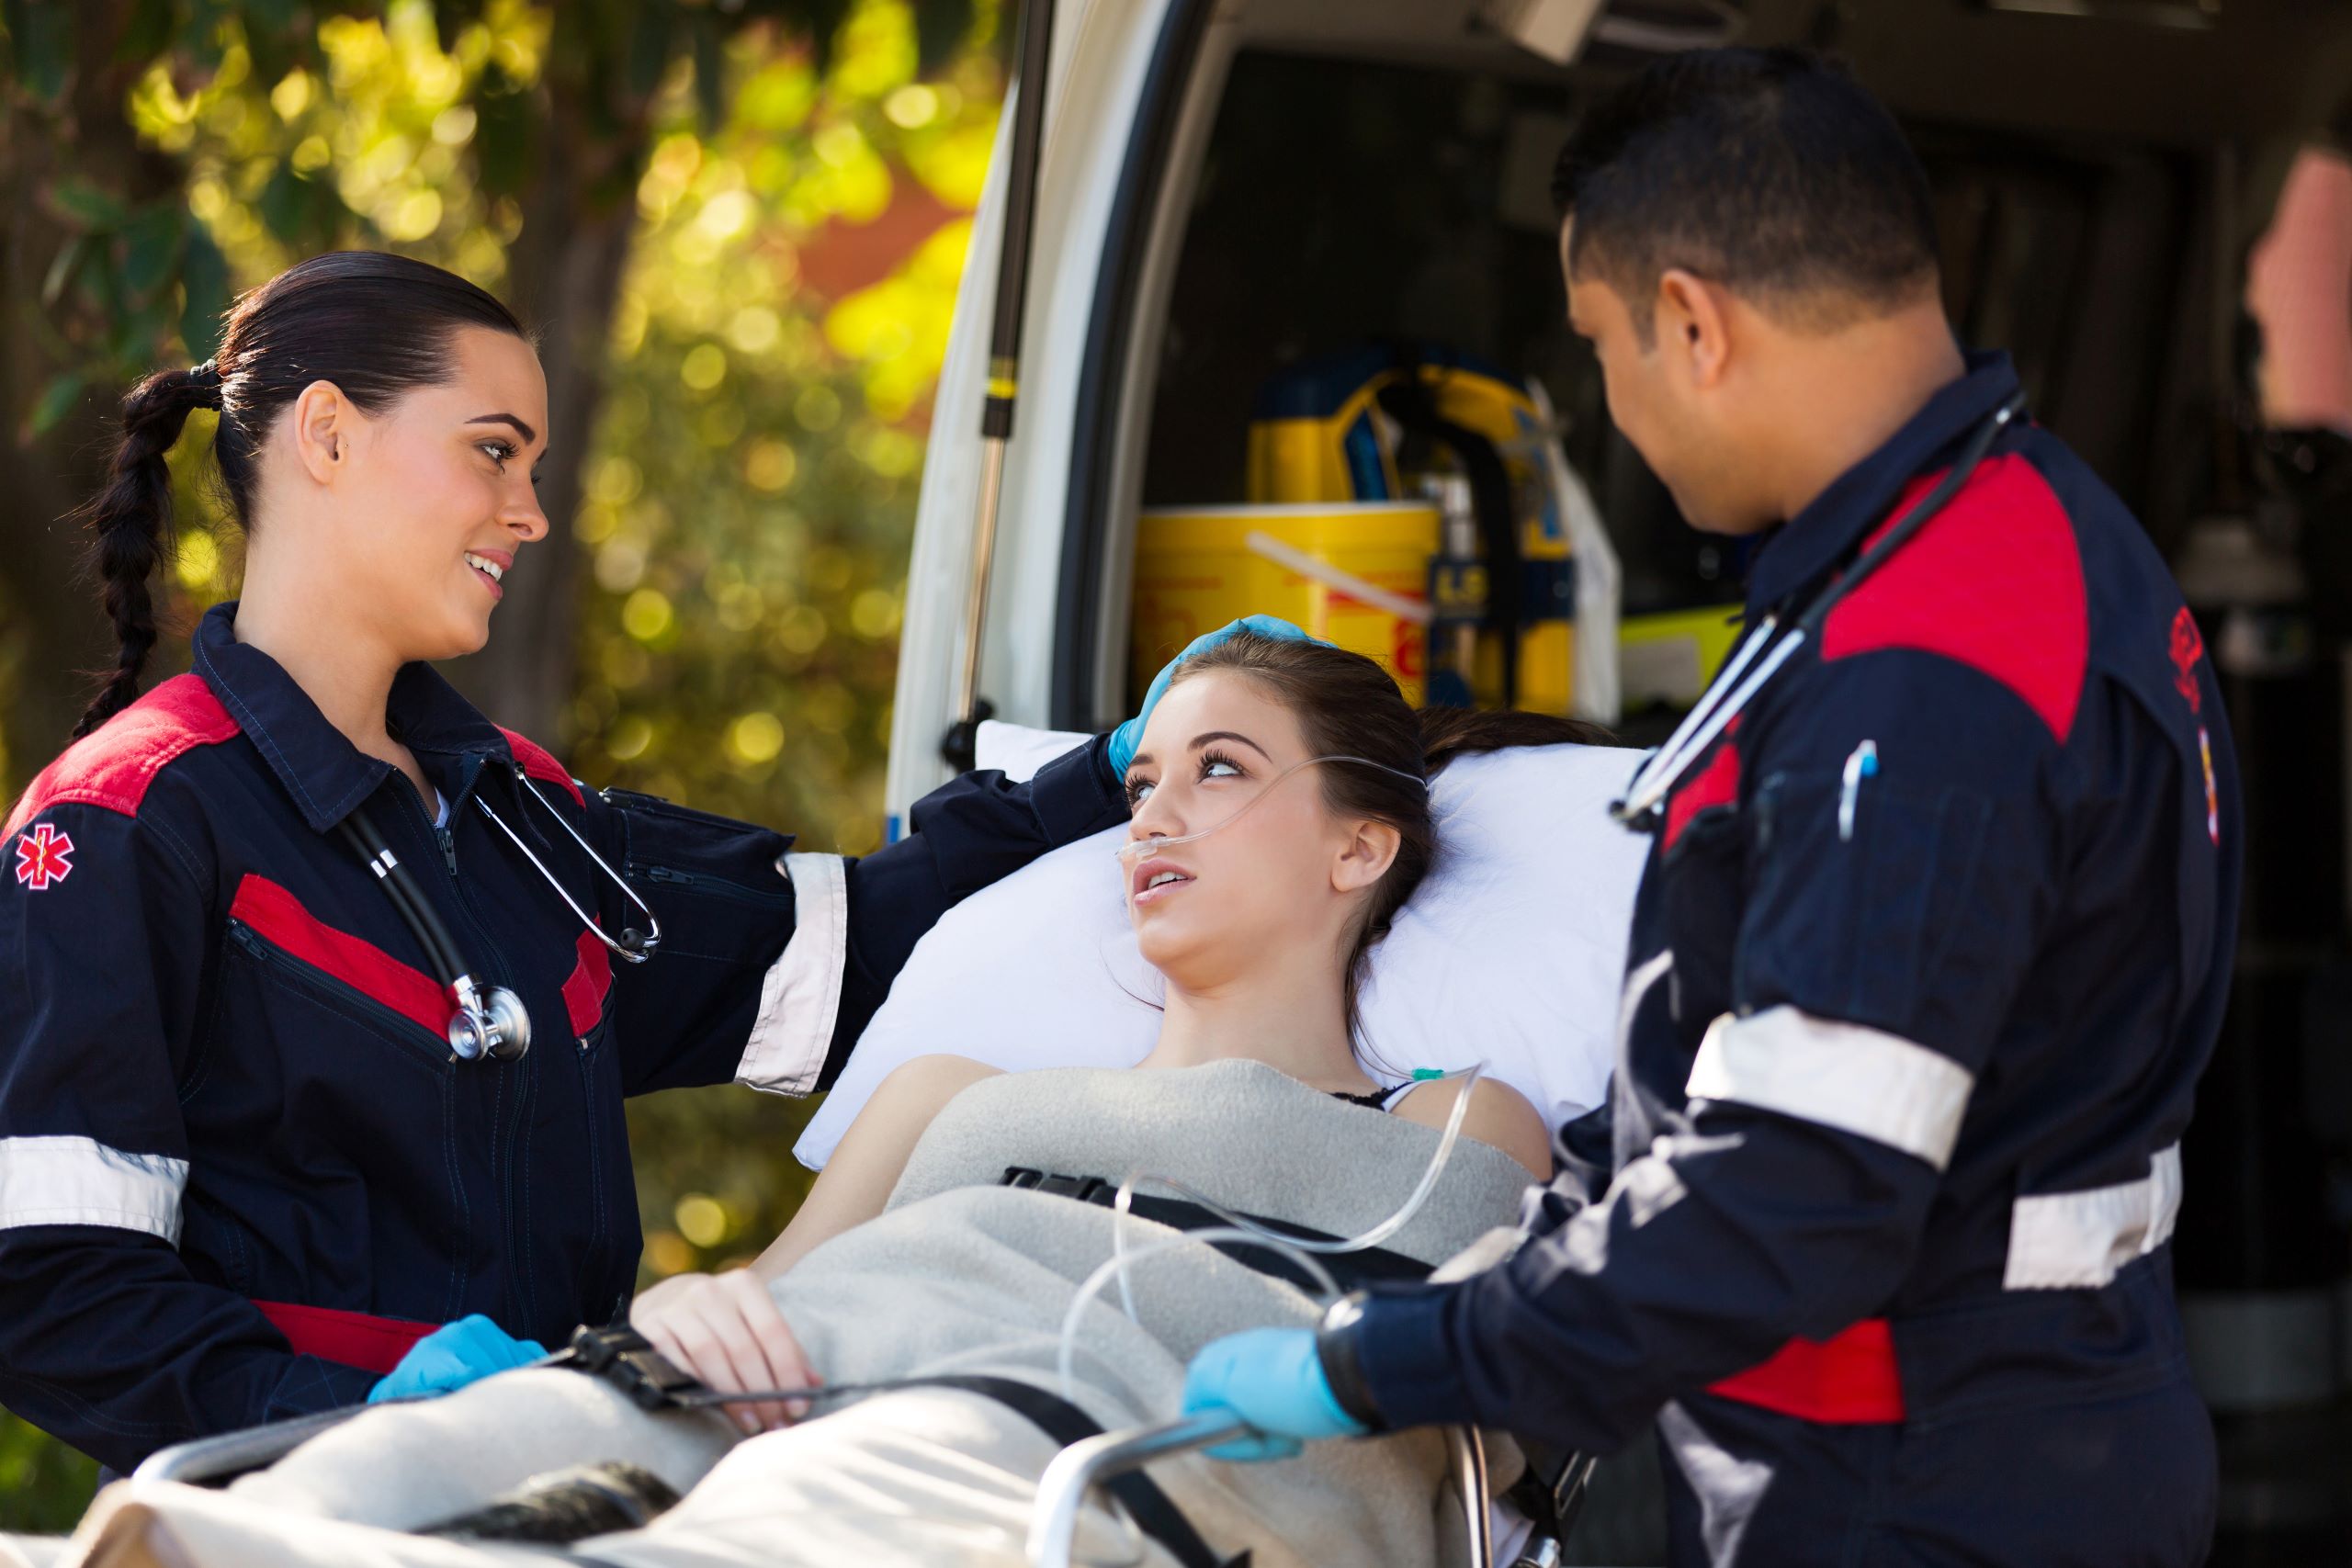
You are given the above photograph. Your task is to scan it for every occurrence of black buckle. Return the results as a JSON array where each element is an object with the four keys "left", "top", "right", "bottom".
[
  {"left": 553, "top": 1324, "right": 705, "bottom": 1412},
  {"left": 1000, "top": 1167, "right": 1114, "bottom": 1203}
]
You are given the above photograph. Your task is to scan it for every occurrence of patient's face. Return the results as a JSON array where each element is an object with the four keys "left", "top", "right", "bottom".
[{"left": 1120, "top": 671, "right": 1354, "bottom": 985}]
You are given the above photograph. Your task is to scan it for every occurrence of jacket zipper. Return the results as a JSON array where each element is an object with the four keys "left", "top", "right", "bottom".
[
  {"left": 635, "top": 863, "right": 795, "bottom": 908},
  {"left": 228, "top": 920, "right": 453, "bottom": 1064}
]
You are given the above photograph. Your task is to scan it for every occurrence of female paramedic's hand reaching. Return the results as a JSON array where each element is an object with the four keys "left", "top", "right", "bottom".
[
  {"left": 369, "top": 1315, "right": 546, "bottom": 1404},
  {"left": 630, "top": 1269, "right": 817, "bottom": 1435},
  {"left": 1108, "top": 615, "right": 1317, "bottom": 775}
]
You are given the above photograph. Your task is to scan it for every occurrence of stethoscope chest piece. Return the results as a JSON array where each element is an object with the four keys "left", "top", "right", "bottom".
[
  {"left": 342, "top": 761, "right": 662, "bottom": 1066},
  {"left": 447, "top": 976, "right": 531, "bottom": 1063}
]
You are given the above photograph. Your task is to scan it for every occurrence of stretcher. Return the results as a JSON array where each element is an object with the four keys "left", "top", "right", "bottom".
[{"left": 126, "top": 1332, "right": 1597, "bottom": 1568}]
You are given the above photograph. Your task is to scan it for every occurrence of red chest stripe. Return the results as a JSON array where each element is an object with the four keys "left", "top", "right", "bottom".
[
  {"left": 230, "top": 874, "right": 447, "bottom": 1042},
  {"left": 1663, "top": 739, "right": 1741, "bottom": 854},
  {"left": 498, "top": 728, "right": 585, "bottom": 808},
  {"left": 252, "top": 1299, "right": 434, "bottom": 1374},
  {"left": 1821, "top": 455, "right": 2088, "bottom": 745},
  {"left": 4, "top": 675, "right": 242, "bottom": 840},
  {"left": 560, "top": 927, "right": 614, "bottom": 1037}
]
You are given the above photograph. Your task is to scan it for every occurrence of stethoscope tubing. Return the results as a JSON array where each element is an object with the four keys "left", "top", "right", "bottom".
[
  {"left": 337, "top": 810, "right": 469, "bottom": 986},
  {"left": 1612, "top": 389, "right": 2027, "bottom": 829},
  {"left": 341, "top": 763, "right": 666, "bottom": 1063}
]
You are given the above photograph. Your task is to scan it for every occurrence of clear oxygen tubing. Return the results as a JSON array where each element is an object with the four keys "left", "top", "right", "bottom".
[
  {"left": 1115, "top": 754, "right": 1430, "bottom": 864},
  {"left": 1054, "top": 1061, "right": 1487, "bottom": 1400}
]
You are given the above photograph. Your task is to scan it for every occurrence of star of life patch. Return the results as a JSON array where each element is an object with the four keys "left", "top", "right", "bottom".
[{"left": 13, "top": 823, "right": 74, "bottom": 890}]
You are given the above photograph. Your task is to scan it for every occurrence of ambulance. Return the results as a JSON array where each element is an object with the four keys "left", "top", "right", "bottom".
[{"left": 886, "top": 1, "right": 2352, "bottom": 1558}]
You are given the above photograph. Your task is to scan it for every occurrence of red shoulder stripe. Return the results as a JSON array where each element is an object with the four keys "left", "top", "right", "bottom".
[
  {"left": 4, "top": 675, "right": 242, "bottom": 840},
  {"left": 497, "top": 728, "right": 585, "bottom": 808},
  {"left": 230, "top": 873, "right": 448, "bottom": 1041},
  {"left": 1820, "top": 454, "right": 2088, "bottom": 744}
]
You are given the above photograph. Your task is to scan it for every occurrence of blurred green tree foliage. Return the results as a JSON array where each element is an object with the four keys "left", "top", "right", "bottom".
[{"left": 0, "top": 0, "right": 1001, "bottom": 1527}]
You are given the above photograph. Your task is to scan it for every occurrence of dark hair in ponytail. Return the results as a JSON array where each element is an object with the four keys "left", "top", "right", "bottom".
[
  {"left": 70, "top": 250, "right": 526, "bottom": 738},
  {"left": 1172, "top": 630, "right": 1615, "bottom": 1053}
]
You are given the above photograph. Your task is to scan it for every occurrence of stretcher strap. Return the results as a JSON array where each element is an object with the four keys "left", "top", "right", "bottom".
[
  {"left": 920, "top": 1374, "right": 1249, "bottom": 1568},
  {"left": 1000, "top": 1167, "right": 1430, "bottom": 1293},
  {"left": 548, "top": 1327, "right": 1246, "bottom": 1568},
  {"left": 1705, "top": 1316, "right": 1905, "bottom": 1424}
]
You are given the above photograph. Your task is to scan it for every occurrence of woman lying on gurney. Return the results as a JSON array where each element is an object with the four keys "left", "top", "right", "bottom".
[{"left": 40, "top": 632, "right": 1586, "bottom": 1568}]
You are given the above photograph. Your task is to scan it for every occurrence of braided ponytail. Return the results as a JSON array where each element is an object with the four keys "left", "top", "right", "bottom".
[
  {"left": 70, "top": 364, "right": 224, "bottom": 738},
  {"left": 56, "top": 251, "right": 526, "bottom": 745}
]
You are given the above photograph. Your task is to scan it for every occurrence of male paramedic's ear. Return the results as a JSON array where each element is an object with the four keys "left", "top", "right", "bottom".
[
  {"left": 1108, "top": 615, "right": 1317, "bottom": 777},
  {"left": 1657, "top": 268, "right": 1731, "bottom": 387}
]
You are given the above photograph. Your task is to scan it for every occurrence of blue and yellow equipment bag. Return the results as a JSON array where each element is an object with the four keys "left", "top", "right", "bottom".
[{"left": 1244, "top": 344, "right": 1574, "bottom": 714}]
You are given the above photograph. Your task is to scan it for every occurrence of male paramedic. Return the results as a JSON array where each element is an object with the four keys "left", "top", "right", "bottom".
[{"left": 1184, "top": 47, "right": 2241, "bottom": 1566}]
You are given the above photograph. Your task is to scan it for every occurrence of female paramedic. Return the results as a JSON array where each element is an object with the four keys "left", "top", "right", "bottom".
[{"left": 0, "top": 249, "right": 1162, "bottom": 1473}]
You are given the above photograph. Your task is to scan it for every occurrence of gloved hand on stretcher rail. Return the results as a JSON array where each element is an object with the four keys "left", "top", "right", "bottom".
[
  {"left": 369, "top": 1314, "right": 546, "bottom": 1404},
  {"left": 1182, "top": 1325, "right": 1368, "bottom": 1460}
]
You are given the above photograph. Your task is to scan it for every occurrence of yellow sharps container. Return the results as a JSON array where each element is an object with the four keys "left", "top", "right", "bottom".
[{"left": 1131, "top": 502, "right": 1438, "bottom": 707}]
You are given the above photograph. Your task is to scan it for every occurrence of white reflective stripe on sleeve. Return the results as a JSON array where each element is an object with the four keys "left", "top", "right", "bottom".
[
  {"left": 737, "top": 852, "right": 847, "bottom": 1096},
  {"left": 0, "top": 1135, "right": 187, "bottom": 1244},
  {"left": 2002, "top": 1142, "right": 2182, "bottom": 1291},
  {"left": 1685, "top": 1006, "right": 1975, "bottom": 1170}
]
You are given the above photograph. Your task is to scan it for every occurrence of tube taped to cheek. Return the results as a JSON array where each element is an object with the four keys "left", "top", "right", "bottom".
[{"left": 1115, "top": 755, "right": 1430, "bottom": 863}]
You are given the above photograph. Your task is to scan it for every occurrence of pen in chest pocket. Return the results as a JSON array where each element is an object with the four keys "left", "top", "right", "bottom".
[{"left": 1838, "top": 740, "right": 1878, "bottom": 843}]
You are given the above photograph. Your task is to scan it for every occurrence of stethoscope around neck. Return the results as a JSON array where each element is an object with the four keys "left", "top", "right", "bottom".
[
  {"left": 1611, "top": 389, "right": 2029, "bottom": 832},
  {"left": 338, "top": 766, "right": 662, "bottom": 1063}
]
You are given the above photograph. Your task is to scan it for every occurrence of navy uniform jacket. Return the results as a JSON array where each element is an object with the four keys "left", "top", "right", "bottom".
[
  {"left": 1341, "top": 356, "right": 2241, "bottom": 1517},
  {"left": 0, "top": 602, "right": 1125, "bottom": 1472}
]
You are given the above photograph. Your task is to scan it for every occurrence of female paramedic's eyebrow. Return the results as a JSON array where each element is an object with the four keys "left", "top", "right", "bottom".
[
  {"left": 1190, "top": 730, "right": 1271, "bottom": 761},
  {"left": 466, "top": 412, "right": 541, "bottom": 447}
]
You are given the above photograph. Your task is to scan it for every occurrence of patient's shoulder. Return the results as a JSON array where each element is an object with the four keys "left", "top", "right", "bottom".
[
  {"left": 873, "top": 1054, "right": 1003, "bottom": 1117},
  {"left": 1394, "top": 1076, "right": 1552, "bottom": 1179}
]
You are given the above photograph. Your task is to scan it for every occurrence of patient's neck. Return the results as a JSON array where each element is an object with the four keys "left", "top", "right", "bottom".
[{"left": 1139, "top": 960, "right": 1373, "bottom": 1095}]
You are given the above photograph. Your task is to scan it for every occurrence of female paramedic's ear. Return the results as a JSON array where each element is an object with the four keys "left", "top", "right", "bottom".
[{"left": 290, "top": 378, "right": 357, "bottom": 484}]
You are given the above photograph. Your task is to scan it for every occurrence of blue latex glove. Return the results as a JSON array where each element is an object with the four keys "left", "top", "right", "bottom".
[
  {"left": 368, "top": 1314, "right": 547, "bottom": 1404},
  {"left": 1109, "top": 615, "right": 1317, "bottom": 777},
  {"left": 1181, "top": 1327, "right": 1366, "bottom": 1461}
]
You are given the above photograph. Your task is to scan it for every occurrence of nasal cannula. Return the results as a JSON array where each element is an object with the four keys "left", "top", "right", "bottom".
[{"left": 1116, "top": 753, "right": 1429, "bottom": 865}]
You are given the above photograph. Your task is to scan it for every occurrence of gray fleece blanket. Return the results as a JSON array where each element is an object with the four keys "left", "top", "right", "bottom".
[{"left": 50, "top": 1061, "right": 1532, "bottom": 1568}]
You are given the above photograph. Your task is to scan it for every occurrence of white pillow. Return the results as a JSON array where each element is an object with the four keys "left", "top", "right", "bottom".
[{"left": 794, "top": 721, "right": 1650, "bottom": 1168}]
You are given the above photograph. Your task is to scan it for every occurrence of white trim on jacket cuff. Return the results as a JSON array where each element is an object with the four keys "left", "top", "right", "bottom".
[{"left": 737, "top": 852, "right": 847, "bottom": 1097}]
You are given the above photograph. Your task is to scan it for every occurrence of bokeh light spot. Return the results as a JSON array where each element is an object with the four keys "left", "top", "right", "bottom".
[
  {"left": 622, "top": 588, "right": 674, "bottom": 642},
  {"left": 728, "top": 711, "right": 786, "bottom": 764}
]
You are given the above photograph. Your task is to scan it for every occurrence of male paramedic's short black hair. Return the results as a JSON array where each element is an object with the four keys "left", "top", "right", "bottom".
[{"left": 1553, "top": 48, "right": 1940, "bottom": 338}]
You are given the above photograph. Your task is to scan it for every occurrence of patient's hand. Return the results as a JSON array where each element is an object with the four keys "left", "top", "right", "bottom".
[{"left": 630, "top": 1269, "right": 817, "bottom": 1436}]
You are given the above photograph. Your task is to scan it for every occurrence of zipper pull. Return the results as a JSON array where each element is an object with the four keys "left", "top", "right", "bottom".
[
  {"left": 438, "top": 825, "right": 458, "bottom": 877},
  {"left": 1838, "top": 739, "right": 1878, "bottom": 842}
]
